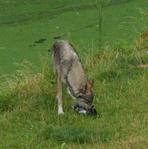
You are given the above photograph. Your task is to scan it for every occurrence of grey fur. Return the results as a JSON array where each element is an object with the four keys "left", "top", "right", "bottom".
[{"left": 52, "top": 40, "right": 96, "bottom": 114}]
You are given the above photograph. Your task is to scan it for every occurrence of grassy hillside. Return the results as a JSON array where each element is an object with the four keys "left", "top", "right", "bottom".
[
  {"left": 0, "top": 0, "right": 147, "bottom": 73},
  {"left": 0, "top": 0, "right": 148, "bottom": 148}
]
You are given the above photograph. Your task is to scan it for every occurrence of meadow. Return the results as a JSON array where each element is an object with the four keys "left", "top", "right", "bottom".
[{"left": 0, "top": 0, "right": 148, "bottom": 148}]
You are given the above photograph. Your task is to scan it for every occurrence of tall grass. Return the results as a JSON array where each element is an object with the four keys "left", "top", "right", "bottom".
[{"left": 0, "top": 38, "right": 147, "bottom": 148}]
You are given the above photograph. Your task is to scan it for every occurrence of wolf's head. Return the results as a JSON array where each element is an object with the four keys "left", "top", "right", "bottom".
[
  {"left": 79, "top": 80, "right": 94, "bottom": 103},
  {"left": 76, "top": 80, "right": 97, "bottom": 116}
]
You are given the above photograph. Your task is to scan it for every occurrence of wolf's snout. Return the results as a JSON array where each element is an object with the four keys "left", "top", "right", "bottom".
[{"left": 87, "top": 105, "right": 97, "bottom": 116}]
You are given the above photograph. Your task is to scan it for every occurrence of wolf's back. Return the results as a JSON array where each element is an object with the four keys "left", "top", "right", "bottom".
[{"left": 52, "top": 40, "right": 76, "bottom": 66}]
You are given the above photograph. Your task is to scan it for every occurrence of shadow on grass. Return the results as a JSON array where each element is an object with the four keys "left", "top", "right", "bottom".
[
  {"left": 43, "top": 125, "right": 112, "bottom": 144},
  {"left": 99, "top": 71, "right": 120, "bottom": 82},
  {"left": 98, "top": 68, "right": 145, "bottom": 82},
  {"left": 0, "top": 96, "right": 17, "bottom": 112},
  {"left": 97, "top": 52, "right": 147, "bottom": 82}
]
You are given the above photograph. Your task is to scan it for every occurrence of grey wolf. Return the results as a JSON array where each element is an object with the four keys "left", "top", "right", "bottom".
[{"left": 51, "top": 40, "right": 97, "bottom": 115}]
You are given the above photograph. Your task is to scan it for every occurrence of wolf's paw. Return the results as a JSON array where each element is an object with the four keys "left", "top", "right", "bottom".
[
  {"left": 58, "top": 109, "right": 64, "bottom": 115},
  {"left": 58, "top": 111, "right": 64, "bottom": 115}
]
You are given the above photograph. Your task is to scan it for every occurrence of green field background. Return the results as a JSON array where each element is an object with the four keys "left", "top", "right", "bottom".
[
  {"left": 0, "top": 1, "right": 148, "bottom": 149},
  {"left": 0, "top": 0, "right": 147, "bottom": 73}
]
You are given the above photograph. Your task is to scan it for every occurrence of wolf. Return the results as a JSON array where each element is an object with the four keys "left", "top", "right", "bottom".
[{"left": 51, "top": 40, "right": 97, "bottom": 115}]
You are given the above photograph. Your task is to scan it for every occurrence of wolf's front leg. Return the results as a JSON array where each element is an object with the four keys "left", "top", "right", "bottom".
[{"left": 56, "top": 76, "right": 64, "bottom": 115}]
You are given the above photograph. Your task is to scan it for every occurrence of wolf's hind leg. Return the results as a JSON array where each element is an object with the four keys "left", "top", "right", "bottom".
[{"left": 56, "top": 76, "right": 64, "bottom": 115}]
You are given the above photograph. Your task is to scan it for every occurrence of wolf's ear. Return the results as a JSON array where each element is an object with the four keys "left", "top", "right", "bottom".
[{"left": 87, "top": 80, "right": 94, "bottom": 87}]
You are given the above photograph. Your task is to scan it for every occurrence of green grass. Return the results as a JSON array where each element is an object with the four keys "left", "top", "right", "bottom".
[
  {"left": 0, "top": 0, "right": 147, "bottom": 73},
  {"left": 0, "top": 0, "right": 148, "bottom": 148},
  {"left": 0, "top": 44, "right": 148, "bottom": 148}
]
